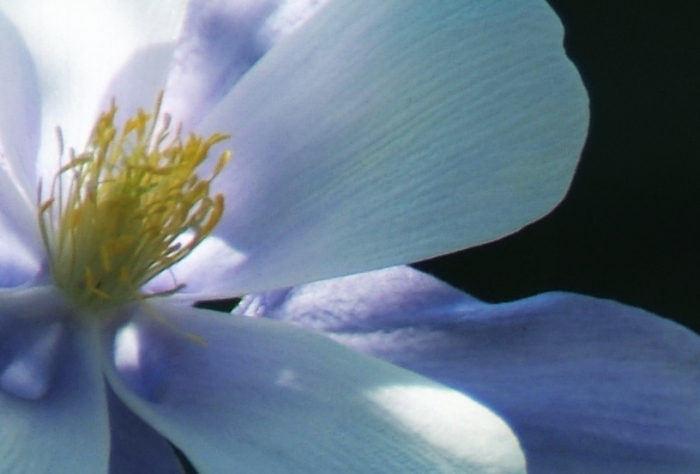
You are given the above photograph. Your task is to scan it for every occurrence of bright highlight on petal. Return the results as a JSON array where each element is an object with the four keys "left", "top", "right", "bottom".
[
  {"left": 37, "top": 93, "right": 231, "bottom": 314},
  {"left": 368, "top": 385, "right": 526, "bottom": 472},
  {"left": 104, "top": 303, "right": 527, "bottom": 473}
]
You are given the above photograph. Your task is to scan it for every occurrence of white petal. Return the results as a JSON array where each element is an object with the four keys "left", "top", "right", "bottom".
[
  {"left": 248, "top": 267, "right": 700, "bottom": 473},
  {"left": 0, "top": 9, "right": 40, "bottom": 195},
  {"left": 195, "top": 0, "right": 589, "bottom": 294},
  {"left": 104, "top": 303, "right": 526, "bottom": 473},
  {"left": 0, "top": 287, "right": 109, "bottom": 473},
  {"left": 0, "top": 0, "right": 188, "bottom": 180},
  {"left": 0, "top": 9, "right": 44, "bottom": 257}
]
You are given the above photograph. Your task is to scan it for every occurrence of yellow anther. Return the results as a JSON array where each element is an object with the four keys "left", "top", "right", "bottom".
[
  {"left": 38, "top": 92, "right": 231, "bottom": 315},
  {"left": 213, "top": 151, "right": 232, "bottom": 177}
]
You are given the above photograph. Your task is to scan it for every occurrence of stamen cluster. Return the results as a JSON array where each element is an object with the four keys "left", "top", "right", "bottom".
[{"left": 38, "top": 93, "right": 230, "bottom": 314}]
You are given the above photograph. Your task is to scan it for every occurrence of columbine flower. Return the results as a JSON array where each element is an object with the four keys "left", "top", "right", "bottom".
[
  {"left": 243, "top": 266, "right": 700, "bottom": 473},
  {"left": 0, "top": 0, "right": 592, "bottom": 472}
]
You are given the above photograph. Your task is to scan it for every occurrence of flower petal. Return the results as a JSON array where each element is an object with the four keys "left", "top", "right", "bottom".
[
  {"left": 195, "top": 0, "right": 589, "bottom": 294},
  {"left": 107, "top": 385, "right": 184, "bottom": 474},
  {"left": 244, "top": 267, "right": 700, "bottom": 473},
  {"left": 0, "top": 287, "right": 110, "bottom": 473},
  {"left": 0, "top": 8, "right": 40, "bottom": 196},
  {"left": 99, "top": 43, "right": 177, "bottom": 129},
  {"left": 0, "top": 219, "right": 41, "bottom": 288},
  {"left": 162, "top": 0, "right": 330, "bottom": 129},
  {"left": 0, "top": 0, "right": 188, "bottom": 180},
  {"left": 0, "top": 9, "right": 44, "bottom": 258},
  {"left": 142, "top": 235, "right": 247, "bottom": 302},
  {"left": 104, "top": 303, "right": 526, "bottom": 473}
]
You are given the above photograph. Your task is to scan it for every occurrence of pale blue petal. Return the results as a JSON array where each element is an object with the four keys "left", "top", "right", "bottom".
[
  {"left": 0, "top": 0, "right": 188, "bottom": 181},
  {"left": 193, "top": 0, "right": 588, "bottom": 294},
  {"left": 0, "top": 286, "right": 110, "bottom": 473},
  {"left": 98, "top": 43, "right": 176, "bottom": 129},
  {"left": 0, "top": 9, "right": 44, "bottom": 257},
  {"left": 107, "top": 385, "right": 184, "bottom": 474},
  {"left": 0, "top": 8, "right": 40, "bottom": 195},
  {"left": 142, "top": 235, "right": 246, "bottom": 302},
  {"left": 244, "top": 266, "right": 700, "bottom": 473},
  {"left": 162, "top": 0, "right": 329, "bottom": 129},
  {"left": 105, "top": 303, "right": 526, "bottom": 473},
  {"left": 0, "top": 219, "right": 41, "bottom": 288}
]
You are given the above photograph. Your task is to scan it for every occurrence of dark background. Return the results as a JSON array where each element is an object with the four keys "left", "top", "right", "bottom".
[{"left": 416, "top": 0, "right": 700, "bottom": 334}]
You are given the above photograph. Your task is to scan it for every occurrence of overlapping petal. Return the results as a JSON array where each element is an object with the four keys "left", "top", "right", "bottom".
[
  {"left": 99, "top": 43, "right": 177, "bottom": 130},
  {"left": 242, "top": 266, "right": 700, "bottom": 473},
  {"left": 178, "top": 0, "right": 589, "bottom": 295},
  {"left": 163, "top": 0, "right": 329, "bottom": 128},
  {"left": 104, "top": 302, "right": 526, "bottom": 473},
  {"left": 0, "top": 230, "right": 40, "bottom": 288},
  {"left": 0, "top": 9, "right": 39, "bottom": 193},
  {"left": 0, "top": 288, "right": 109, "bottom": 473},
  {"left": 0, "top": 0, "right": 188, "bottom": 180},
  {"left": 2, "top": 0, "right": 589, "bottom": 300},
  {"left": 0, "top": 9, "right": 43, "bottom": 260},
  {"left": 0, "top": 1, "right": 601, "bottom": 472},
  {"left": 107, "top": 386, "right": 184, "bottom": 474}
]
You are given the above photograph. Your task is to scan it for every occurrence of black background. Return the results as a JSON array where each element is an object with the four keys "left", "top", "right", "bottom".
[{"left": 416, "top": 0, "right": 700, "bottom": 335}]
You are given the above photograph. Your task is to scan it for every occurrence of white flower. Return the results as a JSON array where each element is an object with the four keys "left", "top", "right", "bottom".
[{"left": 0, "top": 0, "right": 587, "bottom": 472}]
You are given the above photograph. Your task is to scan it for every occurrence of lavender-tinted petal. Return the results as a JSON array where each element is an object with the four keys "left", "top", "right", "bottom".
[
  {"left": 162, "top": 0, "right": 329, "bottom": 129},
  {"left": 0, "top": 320, "right": 63, "bottom": 400},
  {"left": 247, "top": 266, "right": 700, "bottom": 473},
  {"left": 0, "top": 287, "right": 109, "bottom": 473},
  {"left": 98, "top": 43, "right": 176, "bottom": 129},
  {"left": 0, "top": 221, "right": 41, "bottom": 288},
  {"left": 107, "top": 385, "right": 184, "bottom": 474},
  {"left": 141, "top": 235, "right": 246, "bottom": 302},
  {"left": 105, "top": 302, "right": 526, "bottom": 473}
]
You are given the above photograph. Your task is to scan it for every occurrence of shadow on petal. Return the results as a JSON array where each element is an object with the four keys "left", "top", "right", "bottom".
[
  {"left": 104, "top": 302, "right": 526, "bottom": 474},
  {"left": 249, "top": 266, "right": 700, "bottom": 473},
  {"left": 0, "top": 287, "right": 109, "bottom": 472},
  {"left": 107, "top": 384, "right": 184, "bottom": 474}
]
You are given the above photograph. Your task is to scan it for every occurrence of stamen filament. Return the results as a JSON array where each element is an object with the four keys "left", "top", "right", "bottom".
[{"left": 38, "top": 92, "right": 231, "bottom": 315}]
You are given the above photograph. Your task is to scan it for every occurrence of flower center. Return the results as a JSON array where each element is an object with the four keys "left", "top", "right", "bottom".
[{"left": 38, "top": 93, "right": 230, "bottom": 315}]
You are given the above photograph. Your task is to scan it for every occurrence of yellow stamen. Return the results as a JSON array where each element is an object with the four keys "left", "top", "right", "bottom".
[{"left": 38, "top": 92, "right": 230, "bottom": 315}]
